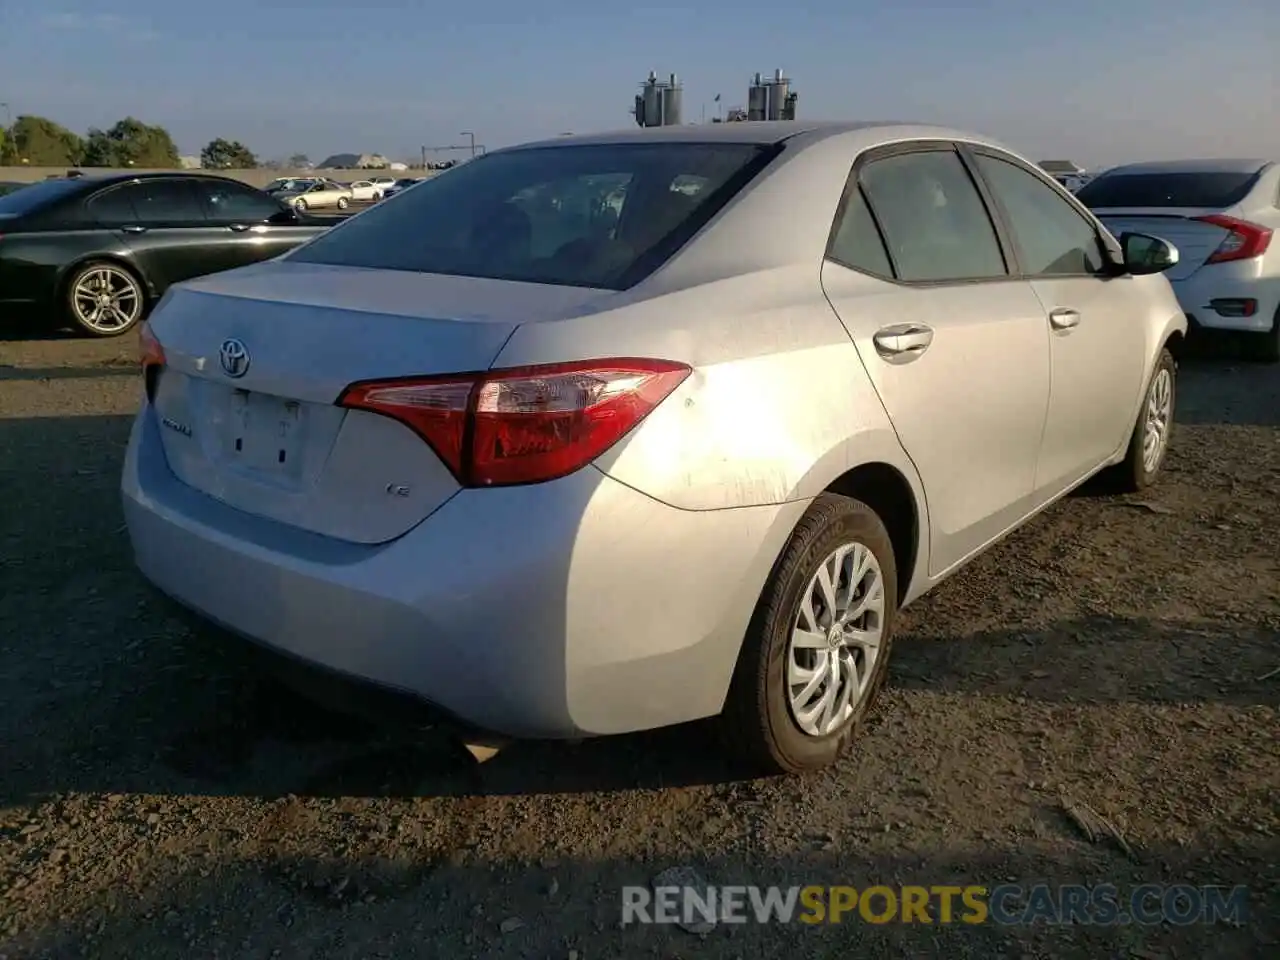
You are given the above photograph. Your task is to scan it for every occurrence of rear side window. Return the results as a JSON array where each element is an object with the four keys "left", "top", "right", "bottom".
[
  {"left": 288, "top": 142, "right": 774, "bottom": 289},
  {"left": 128, "top": 180, "right": 207, "bottom": 223},
  {"left": 88, "top": 186, "right": 139, "bottom": 222},
  {"left": 828, "top": 187, "right": 893, "bottom": 277},
  {"left": 1076, "top": 171, "right": 1263, "bottom": 209},
  {"left": 859, "top": 150, "right": 1007, "bottom": 282}
]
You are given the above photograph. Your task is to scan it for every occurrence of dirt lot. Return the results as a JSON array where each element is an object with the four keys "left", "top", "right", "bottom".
[{"left": 1, "top": 329, "right": 1277, "bottom": 959}]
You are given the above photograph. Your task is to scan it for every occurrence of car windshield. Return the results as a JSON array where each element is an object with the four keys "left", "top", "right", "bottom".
[
  {"left": 0, "top": 177, "right": 84, "bottom": 214},
  {"left": 1076, "top": 170, "right": 1264, "bottom": 209},
  {"left": 288, "top": 141, "right": 772, "bottom": 289}
]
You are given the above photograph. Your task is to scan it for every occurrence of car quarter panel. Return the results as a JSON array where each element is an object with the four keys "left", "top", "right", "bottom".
[
  {"left": 0, "top": 229, "right": 145, "bottom": 306},
  {"left": 491, "top": 264, "right": 918, "bottom": 512}
]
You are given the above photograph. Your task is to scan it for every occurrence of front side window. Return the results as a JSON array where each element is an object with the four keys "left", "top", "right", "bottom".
[
  {"left": 974, "top": 154, "right": 1106, "bottom": 276},
  {"left": 196, "top": 180, "right": 282, "bottom": 222},
  {"left": 859, "top": 149, "right": 1007, "bottom": 282},
  {"left": 289, "top": 142, "right": 772, "bottom": 289}
]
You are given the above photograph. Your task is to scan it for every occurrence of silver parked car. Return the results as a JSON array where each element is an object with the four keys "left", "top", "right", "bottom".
[
  {"left": 1078, "top": 159, "right": 1280, "bottom": 362},
  {"left": 122, "top": 122, "right": 1186, "bottom": 773}
]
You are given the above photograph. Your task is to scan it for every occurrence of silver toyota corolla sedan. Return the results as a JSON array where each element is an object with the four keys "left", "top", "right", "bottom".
[{"left": 122, "top": 121, "right": 1187, "bottom": 774}]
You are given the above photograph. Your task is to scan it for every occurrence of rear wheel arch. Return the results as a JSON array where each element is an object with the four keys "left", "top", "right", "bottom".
[
  {"left": 823, "top": 462, "right": 920, "bottom": 606},
  {"left": 57, "top": 253, "right": 155, "bottom": 307}
]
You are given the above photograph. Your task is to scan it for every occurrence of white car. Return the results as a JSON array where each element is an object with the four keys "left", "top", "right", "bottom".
[
  {"left": 1080, "top": 159, "right": 1280, "bottom": 362},
  {"left": 381, "top": 177, "right": 424, "bottom": 200},
  {"left": 347, "top": 180, "right": 384, "bottom": 202},
  {"left": 122, "top": 122, "right": 1185, "bottom": 773}
]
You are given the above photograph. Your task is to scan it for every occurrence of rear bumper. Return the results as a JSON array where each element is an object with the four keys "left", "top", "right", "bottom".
[
  {"left": 1169, "top": 268, "right": 1280, "bottom": 333},
  {"left": 121, "top": 405, "right": 804, "bottom": 739}
]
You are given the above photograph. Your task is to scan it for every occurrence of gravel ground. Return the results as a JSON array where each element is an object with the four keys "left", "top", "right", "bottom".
[{"left": 1, "top": 329, "right": 1277, "bottom": 960}]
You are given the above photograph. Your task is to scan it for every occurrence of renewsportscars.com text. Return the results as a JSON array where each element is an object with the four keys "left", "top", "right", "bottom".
[{"left": 621, "top": 883, "right": 1249, "bottom": 927}]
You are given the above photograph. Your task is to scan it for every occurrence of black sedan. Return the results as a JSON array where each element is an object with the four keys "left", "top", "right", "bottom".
[{"left": 0, "top": 173, "right": 332, "bottom": 337}]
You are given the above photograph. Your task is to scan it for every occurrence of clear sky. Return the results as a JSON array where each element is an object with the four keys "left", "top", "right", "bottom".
[{"left": 1, "top": 0, "right": 1276, "bottom": 167}]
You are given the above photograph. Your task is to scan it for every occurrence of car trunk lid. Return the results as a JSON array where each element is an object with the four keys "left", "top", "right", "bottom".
[
  {"left": 1092, "top": 208, "right": 1234, "bottom": 280},
  {"left": 147, "top": 261, "right": 614, "bottom": 543}
]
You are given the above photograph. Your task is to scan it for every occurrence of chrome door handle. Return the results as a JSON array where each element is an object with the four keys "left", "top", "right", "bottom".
[
  {"left": 227, "top": 223, "right": 252, "bottom": 232},
  {"left": 1049, "top": 308, "right": 1081, "bottom": 330},
  {"left": 873, "top": 323, "right": 934, "bottom": 363},
  {"left": 120, "top": 224, "right": 148, "bottom": 234}
]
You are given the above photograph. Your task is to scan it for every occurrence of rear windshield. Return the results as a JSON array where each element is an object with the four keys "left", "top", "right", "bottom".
[
  {"left": 0, "top": 178, "right": 84, "bottom": 215},
  {"left": 1076, "top": 170, "right": 1263, "bottom": 209},
  {"left": 288, "top": 142, "right": 774, "bottom": 289}
]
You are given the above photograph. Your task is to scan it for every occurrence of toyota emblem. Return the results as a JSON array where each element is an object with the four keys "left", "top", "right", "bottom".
[{"left": 219, "top": 338, "right": 250, "bottom": 378}]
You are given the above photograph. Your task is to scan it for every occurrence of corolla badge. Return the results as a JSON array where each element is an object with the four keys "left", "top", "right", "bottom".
[{"left": 219, "top": 338, "right": 250, "bottom": 378}]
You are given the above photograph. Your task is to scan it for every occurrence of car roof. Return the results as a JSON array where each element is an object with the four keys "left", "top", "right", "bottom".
[
  {"left": 47, "top": 171, "right": 264, "bottom": 189},
  {"left": 508, "top": 120, "right": 978, "bottom": 151},
  {"left": 1102, "top": 158, "right": 1273, "bottom": 176}
]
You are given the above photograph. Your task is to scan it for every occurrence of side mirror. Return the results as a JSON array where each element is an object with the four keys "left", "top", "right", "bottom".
[{"left": 1119, "top": 231, "right": 1179, "bottom": 276}]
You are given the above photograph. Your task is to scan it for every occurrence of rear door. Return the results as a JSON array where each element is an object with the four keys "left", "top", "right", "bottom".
[
  {"left": 967, "top": 148, "right": 1149, "bottom": 493},
  {"left": 88, "top": 179, "right": 227, "bottom": 287},
  {"left": 820, "top": 142, "right": 1052, "bottom": 576},
  {"left": 192, "top": 178, "right": 319, "bottom": 270}
]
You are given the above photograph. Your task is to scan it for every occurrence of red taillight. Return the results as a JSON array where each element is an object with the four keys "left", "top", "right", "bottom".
[
  {"left": 337, "top": 358, "right": 692, "bottom": 487},
  {"left": 1194, "top": 214, "right": 1273, "bottom": 265},
  {"left": 139, "top": 321, "right": 165, "bottom": 371},
  {"left": 138, "top": 321, "right": 165, "bottom": 401}
]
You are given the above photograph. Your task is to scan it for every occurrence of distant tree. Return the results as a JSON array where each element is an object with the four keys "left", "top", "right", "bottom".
[
  {"left": 8, "top": 115, "right": 84, "bottom": 166},
  {"left": 82, "top": 117, "right": 180, "bottom": 168},
  {"left": 200, "top": 138, "right": 257, "bottom": 169},
  {"left": 287, "top": 153, "right": 311, "bottom": 169},
  {"left": 0, "top": 125, "right": 8, "bottom": 164}
]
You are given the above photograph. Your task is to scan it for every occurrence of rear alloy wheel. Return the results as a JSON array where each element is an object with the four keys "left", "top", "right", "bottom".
[
  {"left": 295, "top": 198, "right": 308, "bottom": 211},
  {"left": 1109, "top": 347, "right": 1176, "bottom": 492},
  {"left": 337, "top": 196, "right": 350, "bottom": 210},
  {"left": 65, "top": 261, "right": 146, "bottom": 337},
  {"left": 373, "top": 192, "right": 382, "bottom": 201},
  {"left": 722, "top": 493, "right": 898, "bottom": 774}
]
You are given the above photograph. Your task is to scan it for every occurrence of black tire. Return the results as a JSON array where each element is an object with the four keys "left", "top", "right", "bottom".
[
  {"left": 62, "top": 260, "right": 148, "bottom": 338},
  {"left": 721, "top": 493, "right": 899, "bottom": 775},
  {"left": 1245, "top": 310, "right": 1280, "bottom": 363},
  {"left": 1106, "top": 347, "right": 1177, "bottom": 493}
]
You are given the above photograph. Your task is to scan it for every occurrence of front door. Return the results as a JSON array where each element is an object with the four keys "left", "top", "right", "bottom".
[
  {"left": 967, "top": 149, "right": 1149, "bottom": 495},
  {"left": 192, "top": 178, "right": 319, "bottom": 271},
  {"left": 820, "top": 143, "right": 1052, "bottom": 576}
]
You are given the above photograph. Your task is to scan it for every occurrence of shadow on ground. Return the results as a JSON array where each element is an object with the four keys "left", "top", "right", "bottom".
[
  {"left": 0, "top": 406, "right": 1272, "bottom": 802},
  {"left": 6, "top": 841, "right": 1276, "bottom": 959}
]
